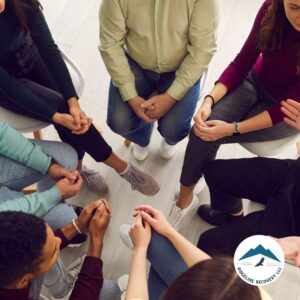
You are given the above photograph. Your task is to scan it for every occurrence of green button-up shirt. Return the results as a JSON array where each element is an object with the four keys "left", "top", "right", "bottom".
[{"left": 99, "top": 0, "right": 219, "bottom": 101}]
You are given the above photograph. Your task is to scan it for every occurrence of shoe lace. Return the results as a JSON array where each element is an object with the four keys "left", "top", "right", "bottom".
[{"left": 124, "top": 168, "right": 144, "bottom": 191}]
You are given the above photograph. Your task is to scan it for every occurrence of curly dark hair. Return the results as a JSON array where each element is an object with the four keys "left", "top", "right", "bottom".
[
  {"left": 7, "top": 0, "right": 42, "bottom": 32},
  {"left": 162, "top": 257, "right": 261, "bottom": 300},
  {"left": 256, "top": 0, "right": 300, "bottom": 70},
  {"left": 0, "top": 211, "right": 47, "bottom": 288}
]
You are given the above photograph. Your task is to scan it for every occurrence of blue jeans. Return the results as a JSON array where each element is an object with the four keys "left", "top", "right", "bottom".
[
  {"left": 0, "top": 139, "right": 78, "bottom": 299},
  {"left": 147, "top": 231, "right": 188, "bottom": 300},
  {"left": 107, "top": 56, "right": 200, "bottom": 146}
]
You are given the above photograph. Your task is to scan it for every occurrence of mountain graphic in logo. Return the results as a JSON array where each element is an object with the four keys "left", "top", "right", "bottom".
[{"left": 239, "top": 244, "right": 280, "bottom": 262}]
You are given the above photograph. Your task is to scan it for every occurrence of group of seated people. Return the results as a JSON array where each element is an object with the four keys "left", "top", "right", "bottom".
[{"left": 0, "top": 0, "right": 299, "bottom": 299}]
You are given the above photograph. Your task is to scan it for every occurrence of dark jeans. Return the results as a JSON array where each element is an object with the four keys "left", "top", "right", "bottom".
[
  {"left": 180, "top": 71, "right": 298, "bottom": 186},
  {"left": 197, "top": 157, "right": 297, "bottom": 256},
  {"left": 0, "top": 36, "right": 112, "bottom": 162}
]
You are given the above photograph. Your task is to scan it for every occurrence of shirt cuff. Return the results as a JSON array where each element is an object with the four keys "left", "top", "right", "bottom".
[
  {"left": 167, "top": 79, "right": 188, "bottom": 101},
  {"left": 43, "top": 186, "right": 62, "bottom": 211},
  {"left": 118, "top": 82, "right": 138, "bottom": 101}
]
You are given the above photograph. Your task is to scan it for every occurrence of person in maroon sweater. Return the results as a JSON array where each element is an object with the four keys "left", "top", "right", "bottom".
[
  {"left": 0, "top": 199, "right": 121, "bottom": 300},
  {"left": 168, "top": 0, "right": 300, "bottom": 229}
]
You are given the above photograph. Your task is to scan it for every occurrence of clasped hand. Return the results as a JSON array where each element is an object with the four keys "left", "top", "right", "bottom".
[
  {"left": 193, "top": 104, "right": 233, "bottom": 141},
  {"left": 129, "top": 93, "right": 176, "bottom": 122}
]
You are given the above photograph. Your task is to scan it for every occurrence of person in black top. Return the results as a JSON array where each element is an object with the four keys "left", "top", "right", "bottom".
[
  {"left": 0, "top": 0, "right": 160, "bottom": 196},
  {"left": 197, "top": 156, "right": 300, "bottom": 256}
]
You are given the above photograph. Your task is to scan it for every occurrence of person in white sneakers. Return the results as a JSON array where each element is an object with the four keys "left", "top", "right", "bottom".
[{"left": 99, "top": 0, "right": 219, "bottom": 161}]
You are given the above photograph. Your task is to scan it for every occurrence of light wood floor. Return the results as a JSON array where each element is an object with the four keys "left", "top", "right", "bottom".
[{"left": 37, "top": 0, "right": 300, "bottom": 299}]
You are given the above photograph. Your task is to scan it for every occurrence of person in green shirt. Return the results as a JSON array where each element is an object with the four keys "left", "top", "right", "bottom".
[
  {"left": 0, "top": 121, "right": 82, "bottom": 232},
  {"left": 99, "top": 0, "right": 219, "bottom": 161}
]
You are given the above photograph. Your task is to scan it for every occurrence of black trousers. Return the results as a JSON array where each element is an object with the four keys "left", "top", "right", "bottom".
[
  {"left": 198, "top": 157, "right": 297, "bottom": 256},
  {"left": 0, "top": 37, "right": 112, "bottom": 162}
]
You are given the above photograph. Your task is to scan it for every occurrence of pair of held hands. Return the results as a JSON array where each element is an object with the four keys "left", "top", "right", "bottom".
[
  {"left": 47, "top": 163, "right": 82, "bottom": 200},
  {"left": 52, "top": 97, "right": 92, "bottom": 135},
  {"left": 75, "top": 199, "right": 111, "bottom": 241},
  {"left": 128, "top": 205, "right": 300, "bottom": 267},
  {"left": 128, "top": 93, "right": 176, "bottom": 123},
  {"left": 193, "top": 98, "right": 300, "bottom": 142}
]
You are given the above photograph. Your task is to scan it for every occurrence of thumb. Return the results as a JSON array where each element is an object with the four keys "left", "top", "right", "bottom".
[{"left": 140, "top": 211, "right": 155, "bottom": 227}]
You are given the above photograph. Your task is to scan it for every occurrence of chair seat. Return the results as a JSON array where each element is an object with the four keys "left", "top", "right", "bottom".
[
  {"left": 240, "top": 134, "right": 300, "bottom": 157},
  {"left": 0, "top": 107, "right": 48, "bottom": 133}
]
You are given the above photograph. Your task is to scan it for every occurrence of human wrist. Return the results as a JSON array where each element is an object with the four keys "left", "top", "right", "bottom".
[
  {"left": 52, "top": 112, "right": 61, "bottom": 123},
  {"left": 87, "top": 238, "right": 103, "bottom": 257},
  {"left": 133, "top": 246, "right": 148, "bottom": 256},
  {"left": 204, "top": 95, "right": 215, "bottom": 107},
  {"left": 67, "top": 97, "right": 79, "bottom": 107}
]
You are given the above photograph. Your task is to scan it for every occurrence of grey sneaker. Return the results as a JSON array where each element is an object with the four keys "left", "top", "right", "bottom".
[
  {"left": 168, "top": 195, "right": 199, "bottom": 230},
  {"left": 120, "top": 163, "right": 160, "bottom": 196},
  {"left": 81, "top": 166, "right": 109, "bottom": 194}
]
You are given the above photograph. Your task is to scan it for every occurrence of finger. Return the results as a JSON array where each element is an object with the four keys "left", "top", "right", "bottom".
[
  {"left": 61, "top": 169, "right": 77, "bottom": 182},
  {"left": 197, "top": 126, "right": 214, "bottom": 134},
  {"left": 84, "top": 199, "right": 102, "bottom": 215},
  {"left": 286, "top": 99, "right": 300, "bottom": 109},
  {"left": 102, "top": 199, "right": 112, "bottom": 215},
  {"left": 281, "top": 101, "right": 299, "bottom": 116},
  {"left": 135, "top": 205, "right": 158, "bottom": 217},
  {"left": 283, "top": 100, "right": 300, "bottom": 113},
  {"left": 140, "top": 211, "right": 155, "bottom": 226},
  {"left": 283, "top": 117, "right": 297, "bottom": 128},
  {"left": 72, "top": 113, "right": 81, "bottom": 127},
  {"left": 93, "top": 204, "right": 105, "bottom": 220},
  {"left": 205, "top": 120, "right": 218, "bottom": 126},
  {"left": 141, "top": 99, "right": 155, "bottom": 109},
  {"left": 281, "top": 107, "right": 297, "bottom": 121}
]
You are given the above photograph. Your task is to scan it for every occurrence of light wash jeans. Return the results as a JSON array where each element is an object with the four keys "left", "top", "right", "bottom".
[
  {"left": 107, "top": 55, "right": 200, "bottom": 146},
  {"left": 147, "top": 231, "right": 188, "bottom": 300},
  {"left": 0, "top": 139, "right": 78, "bottom": 299}
]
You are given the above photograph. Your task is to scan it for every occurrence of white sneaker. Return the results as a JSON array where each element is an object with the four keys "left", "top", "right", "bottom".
[
  {"left": 159, "top": 139, "right": 178, "bottom": 159},
  {"left": 168, "top": 195, "right": 199, "bottom": 230},
  {"left": 118, "top": 274, "right": 129, "bottom": 300},
  {"left": 120, "top": 224, "right": 133, "bottom": 250},
  {"left": 133, "top": 144, "right": 150, "bottom": 161}
]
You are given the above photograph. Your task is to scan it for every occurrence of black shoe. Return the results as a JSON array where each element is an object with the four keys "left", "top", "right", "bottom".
[
  {"left": 68, "top": 233, "right": 88, "bottom": 248},
  {"left": 197, "top": 204, "right": 243, "bottom": 226}
]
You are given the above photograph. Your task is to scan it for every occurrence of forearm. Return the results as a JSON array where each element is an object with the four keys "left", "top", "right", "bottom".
[
  {"left": 0, "top": 186, "right": 61, "bottom": 217},
  {"left": 126, "top": 248, "right": 148, "bottom": 300},
  {"left": 60, "top": 221, "right": 80, "bottom": 242},
  {"left": 0, "top": 122, "right": 51, "bottom": 173},
  {"left": 206, "top": 82, "right": 228, "bottom": 105},
  {"left": 166, "top": 229, "right": 210, "bottom": 267},
  {"left": 239, "top": 111, "right": 272, "bottom": 134},
  {"left": 87, "top": 237, "right": 103, "bottom": 258}
]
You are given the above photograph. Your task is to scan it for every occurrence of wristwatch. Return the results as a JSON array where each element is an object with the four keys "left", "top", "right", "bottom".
[{"left": 232, "top": 121, "right": 240, "bottom": 136}]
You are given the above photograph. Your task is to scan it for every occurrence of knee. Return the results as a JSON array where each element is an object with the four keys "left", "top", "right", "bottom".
[
  {"left": 52, "top": 142, "right": 78, "bottom": 170},
  {"left": 197, "top": 229, "right": 218, "bottom": 256},
  {"left": 107, "top": 110, "right": 138, "bottom": 136},
  {"left": 158, "top": 120, "right": 190, "bottom": 144}
]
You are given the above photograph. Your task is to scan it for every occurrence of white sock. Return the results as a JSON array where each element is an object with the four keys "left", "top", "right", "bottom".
[{"left": 119, "top": 162, "right": 130, "bottom": 175}]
